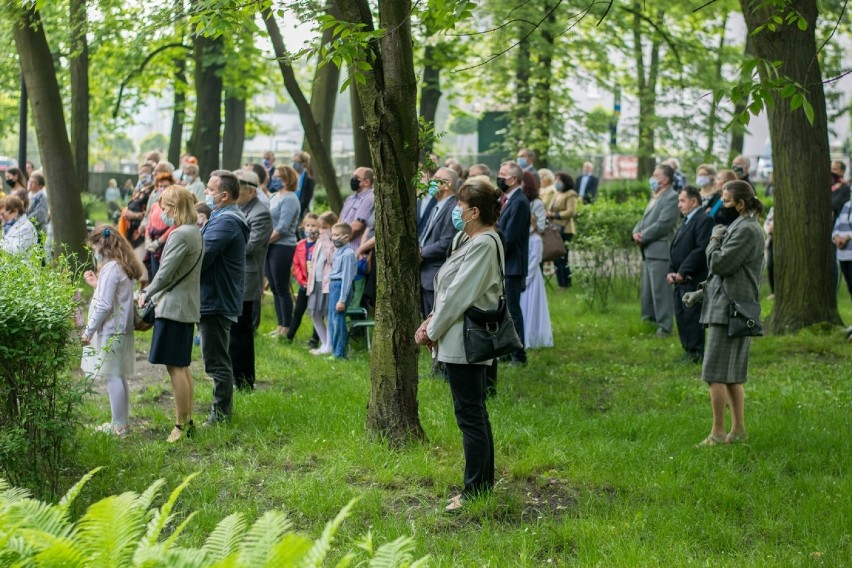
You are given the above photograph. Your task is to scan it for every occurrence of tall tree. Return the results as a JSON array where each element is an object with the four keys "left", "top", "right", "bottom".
[
  {"left": 304, "top": 3, "right": 342, "bottom": 160},
  {"left": 738, "top": 0, "right": 841, "bottom": 331},
  {"left": 12, "top": 5, "right": 86, "bottom": 260},
  {"left": 630, "top": 2, "right": 664, "bottom": 179},
  {"left": 337, "top": 0, "right": 426, "bottom": 445},
  {"left": 728, "top": 34, "right": 755, "bottom": 162},
  {"left": 187, "top": 29, "right": 223, "bottom": 180},
  {"left": 69, "top": 0, "right": 89, "bottom": 193},
  {"left": 168, "top": 57, "right": 187, "bottom": 166},
  {"left": 349, "top": 77, "right": 372, "bottom": 169},
  {"left": 222, "top": 94, "right": 246, "bottom": 170}
]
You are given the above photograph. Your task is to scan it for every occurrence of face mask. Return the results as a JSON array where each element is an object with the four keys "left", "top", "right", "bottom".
[
  {"left": 732, "top": 165, "right": 745, "bottom": 176},
  {"left": 427, "top": 180, "right": 439, "bottom": 197},
  {"left": 719, "top": 204, "right": 740, "bottom": 223},
  {"left": 140, "top": 174, "right": 152, "bottom": 185},
  {"left": 496, "top": 177, "right": 510, "bottom": 192},
  {"left": 350, "top": 176, "right": 361, "bottom": 192},
  {"left": 93, "top": 251, "right": 103, "bottom": 265},
  {"left": 555, "top": 181, "right": 565, "bottom": 192},
  {"left": 451, "top": 206, "right": 471, "bottom": 230},
  {"left": 263, "top": 159, "right": 272, "bottom": 168},
  {"left": 205, "top": 192, "right": 222, "bottom": 209},
  {"left": 517, "top": 157, "right": 528, "bottom": 169},
  {"left": 4, "top": 178, "right": 14, "bottom": 188},
  {"left": 161, "top": 211, "right": 175, "bottom": 227},
  {"left": 269, "top": 177, "right": 283, "bottom": 192},
  {"left": 649, "top": 177, "right": 660, "bottom": 192},
  {"left": 695, "top": 175, "right": 711, "bottom": 187},
  {"left": 184, "top": 175, "right": 194, "bottom": 184},
  {"left": 293, "top": 161, "right": 304, "bottom": 173},
  {"left": 307, "top": 230, "right": 320, "bottom": 239},
  {"left": 832, "top": 173, "right": 842, "bottom": 182},
  {"left": 332, "top": 237, "right": 347, "bottom": 248}
]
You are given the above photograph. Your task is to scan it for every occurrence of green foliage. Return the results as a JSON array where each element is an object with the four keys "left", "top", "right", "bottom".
[
  {"left": 0, "top": 472, "right": 429, "bottom": 567},
  {"left": 140, "top": 132, "right": 169, "bottom": 154},
  {"left": 597, "top": 180, "right": 651, "bottom": 203},
  {"left": 0, "top": 251, "right": 86, "bottom": 498}
]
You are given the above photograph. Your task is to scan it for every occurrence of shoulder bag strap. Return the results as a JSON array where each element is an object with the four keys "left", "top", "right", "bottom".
[
  {"left": 481, "top": 232, "right": 506, "bottom": 296},
  {"left": 153, "top": 245, "right": 203, "bottom": 305}
]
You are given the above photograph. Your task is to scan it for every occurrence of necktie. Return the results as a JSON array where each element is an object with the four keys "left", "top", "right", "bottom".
[
  {"left": 501, "top": 193, "right": 508, "bottom": 206},
  {"left": 420, "top": 207, "right": 439, "bottom": 247}
]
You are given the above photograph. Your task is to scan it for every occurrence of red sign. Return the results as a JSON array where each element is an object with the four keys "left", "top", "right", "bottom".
[{"left": 603, "top": 155, "right": 638, "bottom": 180}]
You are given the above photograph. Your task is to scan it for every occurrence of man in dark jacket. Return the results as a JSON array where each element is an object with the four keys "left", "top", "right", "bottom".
[
  {"left": 667, "top": 186, "right": 714, "bottom": 362},
  {"left": 419, "top": 167, "right": 459, "bottom": 318},
  {"left": 201, "top": 170, "right": 250, "bottom": 423}
]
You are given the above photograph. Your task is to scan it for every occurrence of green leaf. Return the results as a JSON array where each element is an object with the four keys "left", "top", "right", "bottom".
[
  {"left": 797, "top": 17, "right": 808, "bottom": 31},
  {"left": 790, "top": 93, "right": 804, "bottom": 110},
  {"left": 780, "top": 84, "right": 796, "bottom": 99},
  {"left": 803, "top": 98, "right": 815, "bottom": 124}
]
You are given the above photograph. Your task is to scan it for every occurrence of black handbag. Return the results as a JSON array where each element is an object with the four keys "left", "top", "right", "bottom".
[
  {"left": 135, "top": 247, "right": 202, "bottom": 332},
  {"left": 462, "top": 234, "right": 523, "bottom": 363},
  {"left": 721, "top": 280, "right": 763, "bottom": 338}
]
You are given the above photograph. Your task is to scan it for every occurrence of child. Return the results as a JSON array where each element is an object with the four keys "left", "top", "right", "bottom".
[
  {"left": 326, "top": 222, "right": 357, "bottom": 359},
  {"left": 519, "top": 213, "right": 553, "bottom": 348},
  {"left": 287, "top": 213, "right": 321, "bottom": 346},
  {"left": 195, "top": 201, "right": 212, "bottom": 228},
  {"left": 81, "top": 226, "right": 145, "bottom": 437},
  {"left": 307, "top": 211, "right": 338, "bottom": 355}
]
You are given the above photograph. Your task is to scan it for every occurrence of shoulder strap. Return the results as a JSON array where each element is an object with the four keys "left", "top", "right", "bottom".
[
  {"left": 162, "top": 241, "right": 203, "bottom": 296},
  {"left": 480, "top": 232, "right": 506, "bottom": 296}
]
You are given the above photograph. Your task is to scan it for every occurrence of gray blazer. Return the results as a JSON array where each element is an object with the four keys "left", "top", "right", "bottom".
[
  {"left": 240, "top": 197, "right": 273, "bottom": 301},
  {"left": 633, "top": 188, "right": 680, "bottom": 260},
  {"left": 700, "top": 215, "right": 764, "bottom": 325},
  {"left": 145, "top": 224, "right": 204, "bottom": 323}
]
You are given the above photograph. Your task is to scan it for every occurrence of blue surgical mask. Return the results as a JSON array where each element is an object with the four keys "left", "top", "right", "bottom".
[
  {"left": 293, "top": 161, "right": 304, "bottom": 173},
  {"left": 517, "top": 157, "right": 528, "bottom": 168},
  {"left": 205, "top": 193, "right": 218, "bottom": 209},
  {"left": 161, "top": 210, "right": 175, "bottom": 227},
  {"left": 184, "top": 175, "right": 194, "bottom": 184},
  {"left": 555, "top": 181, "right": 565, "bottom": 192},
  {"left": 451, "top": 206, "right": 471, "bottom": 230},
  {"left": 695, "top": 175, "right": 711, "bottom": 187},
  {"left": 427, "top": 180, "right": 439, "bottom": 197},
  {"left": 269, "top": 177, "right": 283, "bottom": 193},
  {"left": 649, "top": 177, "right": 660, "bottom": 192},
  {"left": 93, "top": 251, "right": 103, "bottom": 265}
]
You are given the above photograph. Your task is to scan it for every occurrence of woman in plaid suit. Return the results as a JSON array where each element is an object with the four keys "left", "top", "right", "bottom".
[{"left": 697, "top": 181, "right": 764, "bottom": 447}]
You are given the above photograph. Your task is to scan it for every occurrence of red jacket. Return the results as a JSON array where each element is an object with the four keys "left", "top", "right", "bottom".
[{"left": 293, "top": 239, "right": 312, "bottom": 288}]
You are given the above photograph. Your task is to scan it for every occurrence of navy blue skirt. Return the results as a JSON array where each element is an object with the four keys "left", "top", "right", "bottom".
[{"left": 149, "top": 318, "right": 194, "bottom": 367}]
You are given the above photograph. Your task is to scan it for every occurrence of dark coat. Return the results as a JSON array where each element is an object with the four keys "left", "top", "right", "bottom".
[
  {"left": 239, "top": 197, "right": 272, "bottom": 302},
  {"left": 298, "top": 173, "right": 315, "bottom": 220},
  {"left": 200, "top": 206, "right": 250, "bottom": 318},
  {"left": 669, "top": 208, "right": 714, "bottom": 283},
  {"left": 417, "top": 196, "right": 437, "bottom": 237},
  {"left": 497, "top": 188, "right": 531, "bottom": 278},
  {"left": 419, "top": 196, "right": 458, "bottom": 291},
  {"left": 577, "top": 174, "right": 599, "bottom": 204}
]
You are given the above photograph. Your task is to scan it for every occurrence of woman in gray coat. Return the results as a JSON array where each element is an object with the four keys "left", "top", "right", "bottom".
[
  {"left": 138, "top": 186, "right": 204, "bottom": 442},
  {"left": 415, "top": 176, "right": 503, "bottom": 512},
  {"left": 696, "top": 180, "right": 764, "bottom": 447}
]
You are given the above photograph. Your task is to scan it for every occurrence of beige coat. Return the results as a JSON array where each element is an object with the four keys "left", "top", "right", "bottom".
[
  {"left": 549, "top": 190, "right": 579, "bottom": 235},
  {"left": 145, "top": 224, "right": 203, "bottom": 323},
  {"left": 427, "top": 229, "right": 504, "bottom": 365}
]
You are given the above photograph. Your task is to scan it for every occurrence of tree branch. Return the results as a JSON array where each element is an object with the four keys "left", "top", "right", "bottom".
[{"left": 111, "top": 43, "right": 191, "bottom": 119}]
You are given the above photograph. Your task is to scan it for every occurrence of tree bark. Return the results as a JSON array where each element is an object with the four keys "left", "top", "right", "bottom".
[
  {"left": 633, "top": 4, "right": 663, "bottom": 179},
  {"left": 168, "top": 57, "right": 186, "bottom": 166},
  {"left": 350, "top": 75, "right": 373, "bottom": 169},
  {"left": 12, "top": 6, "right": 86, "bottom": 261},
  {"left": 728, "top": 33, "right": 754, "bottom": 162},
  {"left": 704, "top": 14, "right": 727, "bottom": 163},
  {"left": 222, "top": 94, "right": 246, "bottom": 170},
  {"left": 418, "top": 45, "right": 441, "bottom": 155},
  {"left": 70, "top": 0, "right": 88, "bottom": 194},
  {"left": 187, "top": 31, "right": 223, "bottom": 181},
  {"left": 740, "top": 0, "right": 841, "bottom": 331},
  {"left": 263, "top": 8, "right": 343, "bottom": 213},
  {"left": 338, "top": 0, "right": 425, "bottom": 445},
  {"left": 529, "top": 2, "right": 556, "bottom": 167},
  {"left": 304, "top": 3, "right": 341, "bottom": 158}
]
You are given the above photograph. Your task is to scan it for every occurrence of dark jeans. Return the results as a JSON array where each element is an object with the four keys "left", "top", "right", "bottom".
[
  {"left": 554, "top": 231, "right": 574, "bottom": 288},
  {"left": 840, "top": 260, "right": 852, "bottom": 302},
  {"left": 766, "top": 240, "right": 775, "bottom": 294},
  {"left": 266, "top": 244, "right": 295, "bottom": 327},
  {"left": 504, "top": 275, "right": 526, "bottom": 363},
  {"left": 199, "top": 314, "right": 234, "bottom": 420},
  {"left": 446, "top": 362, "right": 495, "bottom": 497},
  {"left": 229, "top": 301, "right": 256, "bottom": 390},
  {"left": 674, "top": 282, "right": 705, "bottom": 360},
  {"left": 421, "top": 288, "right": 435, "bottom": 319},
  {"left": 286, "top": 286, "right": 319, "bottom": 343}
]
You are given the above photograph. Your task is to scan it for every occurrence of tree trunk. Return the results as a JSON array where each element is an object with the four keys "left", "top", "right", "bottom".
[
  {"left": 740, "top": 0, "right": 841, "bottom": 331},
  {"left": 529, "top": 3, "right": 556, "bottom": 167},
  {"left": 338, "top": 0, "right": 425, "bottom": 445},
  {"left": 304, "top": 4, "right": 341, "bottom": 158},
  {"left": 187, "top": 31, "right": 223, "bottom": 181},
  {"left": 633, "top": 4, "right": 663, "bottom": 179},
  {"left": 263, "top": 8, "right": 343, "bottom": 213},
  {"left": 70, "top": 0, "right": 88, "bottom": 194},
  {"left": 350, "top": 76, "right": 372, "bottom": 169},
  {"left": 168, "top": 57, "right": 186, "bottom": 166},
  {"left": 728, "top": 33, "right": 754, "bottom": 162},
  {"left": 418, "top": 44, "right": 441, "bottom": 155},
  {"left": 222, "top": 94, "right": 246, "bottom": 170},
  {"left": 12, "top": 6, "right": 86, "bottom": 261},
  {"left": 704, "top": 14, "right": 727, "bottom": 163}
]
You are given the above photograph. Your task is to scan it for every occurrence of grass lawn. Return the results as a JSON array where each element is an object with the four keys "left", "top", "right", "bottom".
[{"left": 67, "top": 283, "right": 852, "bottom": 566}]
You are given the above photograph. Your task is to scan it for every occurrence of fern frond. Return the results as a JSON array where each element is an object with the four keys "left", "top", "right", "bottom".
[
  {"left": 28, "top": 532, "right": 87, "bottom": 567},
  {"left": 163, "top": 511, "right": 198, "bottom": 548},
  {"left": 300, "top": 498, "right": 359, "bottom": 568},
  {"left": 201, "top": 512, "right": 247, "bottom": 561},
  {"left": 0, "top": 484, "right": 31, "bottom": 506},
  {"left": 407, "top": 556, "right": 431, "bottom": 568},
  {"left": 333, "top": 552, "right": 356, "bottom": 568},
  {"left": 264, "top": 533, "right": 313, "bottom": 567},
  {"left": 2, "top": 498, "right": 74, "bottom": 540},
  {"left": 57, "top": 467, "right": 103, "bottom": 518},
  {"left": 143, "top": 473, "right": 198, "bottom": 546},
  {"left": 75, "top": 492, "right": 148, "bottom": 566},
  {"left": 237, "top": 510, "right": 292, "bottom": 567},
  {"left": 136, "top": 478, "right": 167, "bottom": 514},
  {"left": 368, "top": 536, "right": 416, "bottom": 568}
]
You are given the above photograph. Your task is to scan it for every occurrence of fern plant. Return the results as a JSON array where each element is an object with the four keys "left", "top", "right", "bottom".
[{"left": 0, "top": 470, "right": 428, "bottom": 567}]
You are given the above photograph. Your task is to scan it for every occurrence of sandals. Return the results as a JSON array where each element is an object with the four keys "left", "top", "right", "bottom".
[
  {"left": 167, "top": 420, "right": 195, "bottom": 443},
  {"left": 726, "top": 431, "right": 749, "bottom": 443},
  {"left": 94, "top": 422, "right": 128, "bottom": 437},
  {"left": 445, "top": 495, "right": 464, "bottom": 513},
  {"left": 696, "top": 434, "right": 728, "bottom": 447}
]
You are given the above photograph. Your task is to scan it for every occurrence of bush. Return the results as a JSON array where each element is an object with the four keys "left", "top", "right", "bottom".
[
  {"left": 0, "top": 251, "right": 87, "bottom": 498},
  {"left": 0, "top": 471, "right": 429, "bottom": 567},
  {"left": 573, "top": 198, "right": 646, "bottom": 311},
  {"left": 598, "top": 180, "right": 650, "bottom": 203}
]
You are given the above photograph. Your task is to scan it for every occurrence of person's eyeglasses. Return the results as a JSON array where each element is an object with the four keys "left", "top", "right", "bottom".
[{"left": 433, "top": 178, "right": 449, "bottom": 185}]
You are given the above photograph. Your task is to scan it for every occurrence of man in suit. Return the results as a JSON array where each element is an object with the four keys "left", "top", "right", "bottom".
[
  {"left": 633, "top": 164, "right": 680, "bottom": 337},
  {"left": 576, "top": 162, "right": 599, "bottom": 204},
  {"left": 667, "top": 186, "right": 714, "bottom": 362},
  {"left": 230, "top": 170, "right": 272, "bottom": 391},
  {"left": 420, "top": 167, "right": 459, "bottom": 318},
  {"left": 497, "top": 161, "right": 531, "bottom": 365}
]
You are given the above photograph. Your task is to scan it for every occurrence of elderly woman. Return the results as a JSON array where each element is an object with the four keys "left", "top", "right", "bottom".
[
  {"left": 138, "top": 186, "right": 204, "bottom": 443},
  {"left": 415, "top": 176, "right": 503, "bottom": 512},
  {"left": 695, "top": 180, "right": 764, "bottom": 446},
  {"left": 547, "top": 172, "right": 579, "bottom": 289},
  {"left": 266, "top": 165, "right": 302, "bottom": 337},
  {"left": 538, "top": 168, "right": 556, "bottom": 210},
  {"left": 0, "top": 196, "right": 38, "bottom": 255}
]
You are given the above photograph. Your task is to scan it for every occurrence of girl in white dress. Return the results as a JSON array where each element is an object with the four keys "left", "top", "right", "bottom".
[{"left": 520, "top": 215, "right": 553, "bottom": 348}]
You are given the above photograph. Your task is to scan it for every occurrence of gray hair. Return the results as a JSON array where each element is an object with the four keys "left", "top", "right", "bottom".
[
  {"left": 435, "top": 167, "right": 460, "bottom": 191},
  {"left": 501, "top": 161, "right": 524, "bottom": 182},
  {"left": 468, "top": 163, "right": 491, "bottom": 178},
  {"left": 234, "top": 168, "right": 260, "bottom": 190}
]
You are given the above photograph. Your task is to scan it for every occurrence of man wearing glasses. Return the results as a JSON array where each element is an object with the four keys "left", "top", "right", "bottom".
[{"left": 419, "top": 167, "right": 460, "bottom": 318}]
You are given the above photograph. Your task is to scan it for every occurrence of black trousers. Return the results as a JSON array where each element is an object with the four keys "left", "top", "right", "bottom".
[
  {"left": 504, "top": 275, "right": 526, "bottom": 363},
  {"left": 421, "top": 288, "right": 435, "bottom": 319},
  {"left": 840, "top": 260, "right": 852, "bottom": 301},
  {"left": 199, "top": 314, "right": 233, "bottom": 420},
  {"left": 554, "top": 231, "right": 574, "bottom": 288},
  {"left": 674, "top": 282, "right": 705, "bottom": 360},
  {"left": 286, "top": 286, "right": 320, "bottom": 343},
  {"left": 446, "top": 362, "right": 494, "bottom": 497},
  {"left": 766, "top": 240, "right": 775, "bottom": 294},
  {"left": 229, "top": 300, "right": 256, "bottom": 390},
  {"left": 266, "top": 244, "right": 295, "bottom": 327}
]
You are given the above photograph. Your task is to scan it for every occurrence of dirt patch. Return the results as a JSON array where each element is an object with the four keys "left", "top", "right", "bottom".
[{"left": 517, "top": 476, "right": 579, "bottom": 519}]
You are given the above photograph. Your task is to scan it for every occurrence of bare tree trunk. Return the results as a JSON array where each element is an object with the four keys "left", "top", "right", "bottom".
[
  {"left": 728, "top": 33, "right": 754, "bottom": 162},
  {"left": 633, "top": 3, "right": 663, "bottom": 179},
  {"left": 304, "top": 4, "right": 341, "bottom": 158},
  {"left": 529, "top": 2, "right": 556, "bottom": 167},
  {"left": 222, "top": 94, "right": 246, "bottom": 170},
  {"left": 263, "top": 9, "right": 343, "bottom": 213},
  {"left": 13, "top": 6, "right": 86, "bottom": 261},
  {"left": 168, "top": 57, "right": 186, "bottom": 166},
  {"left": 740, "top": 0, "right": 841, "bottom": 331},
  {"left": 418, "top": 45, "right": 441, "bottom": 155},
  {"left": 338, "top": 0, "right": 425, "bottom": 445},
  {"left": 704, "top": 14, "right": 728, "bottom": 163},
  {"left": 187, "top": 31, "right": 223, "bottom": 181},
  {"left": 70, "top": 0, "right": 88, "bottom": 194},
  {"left": 350, "top": 76, "right": 372, "bottom": 169}
]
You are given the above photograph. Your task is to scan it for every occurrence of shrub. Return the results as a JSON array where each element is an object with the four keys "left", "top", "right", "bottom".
[
  {"left": 598, "top": 180, "right": 651, "bottom": 203},
  {"left": 0, "top": 251, "right": 87, "bottom": 498},
  {"left": 0, "top": 470, "right": 429, "bottom": 567}
]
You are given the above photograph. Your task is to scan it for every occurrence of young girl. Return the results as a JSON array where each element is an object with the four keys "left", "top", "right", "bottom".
[
  {"left": 287, "top": 213, "right": 321, "bottom": 346},
  {"left": 81, "top": 226, "right": 145, "bottom": 437},
  {"left": 306, "top": 211, "right": 338, "bottom": 355}
]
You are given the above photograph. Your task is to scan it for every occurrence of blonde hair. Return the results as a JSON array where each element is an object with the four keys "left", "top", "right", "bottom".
[
  {"left": 318, "top": 211, "right": 338, "bottom": 227},
  {"left": 332, "top": 222, "right": 353, "bottom": 237},
  {"left": 159, "top": 186, "right": 197, "bottom": 226},
  {"left": 275, "top": 165, "right": 298, "bottom": 192},
  {"left": 302, "top": 212, "right": 319, "bottom": 227},
  {"left": 538, "top": 168, "right": 555, "bottom": 187}
]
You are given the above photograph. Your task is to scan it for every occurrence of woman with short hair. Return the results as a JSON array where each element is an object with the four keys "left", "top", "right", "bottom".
[{"left": 0, "top": 195, "right": 38, "bottom": 255}]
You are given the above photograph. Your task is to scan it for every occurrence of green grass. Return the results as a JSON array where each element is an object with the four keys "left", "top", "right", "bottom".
[{"left": 66, "top": 285, "right": 852, "bottom": 566}]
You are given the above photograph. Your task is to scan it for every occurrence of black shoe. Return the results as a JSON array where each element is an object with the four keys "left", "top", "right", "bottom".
[
  {"left": 186, "top": 420, "right": 196, "bottom": 438},
  {"left": 307, "top": 338, "right": 319, "bottom": 349}
]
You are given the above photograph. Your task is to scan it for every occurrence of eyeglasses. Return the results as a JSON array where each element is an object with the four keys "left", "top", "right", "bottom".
[{"left": 432, "top": 178, "right": 449, "bottom": 185}]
